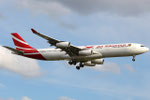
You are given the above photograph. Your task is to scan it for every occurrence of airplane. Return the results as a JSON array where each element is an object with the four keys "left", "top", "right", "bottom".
[{"left": 3, "top": 29, "right": 149, "bottom": 70}]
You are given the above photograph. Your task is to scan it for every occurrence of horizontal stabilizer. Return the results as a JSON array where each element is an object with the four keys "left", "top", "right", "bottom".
[{"left": 3, "top": 46, "right": 24, "bottom": 55}]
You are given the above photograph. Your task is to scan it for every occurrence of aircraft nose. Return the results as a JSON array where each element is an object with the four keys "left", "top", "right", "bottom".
[{"left": 145, "top": 47, "right": 149, "bottom": 52}]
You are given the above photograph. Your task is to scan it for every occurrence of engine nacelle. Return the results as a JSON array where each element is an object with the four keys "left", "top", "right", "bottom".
[
  {"left": 91, "top": 59, "right": 104, "bottom": 64},
  {"left": 84, "top": 61, "right": 95, "bottom": 66},
  {"left": 79, "top": 50, "right": 93, "bottom": 56},
  {"left": 56, "top": 42, "right": 70, "bottom": 48}
]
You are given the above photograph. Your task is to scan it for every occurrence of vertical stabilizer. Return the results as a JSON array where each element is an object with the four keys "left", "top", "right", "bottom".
[{"left": 11, "top": 33, "right": 35, "bottom": 52}]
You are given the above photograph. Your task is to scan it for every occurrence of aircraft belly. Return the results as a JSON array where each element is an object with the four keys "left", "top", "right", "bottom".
[
  {"left": 39, "top": 51, "right": 70, "bottom": 60},
  {"left": 39, "top": 50, "right": 102, "bottom": 61},
  {"left": 39, "top": 47, "right": 133, "bottom": 61},
  {"left": 73, "top": 54, "right": 102, "bottom": 61}
]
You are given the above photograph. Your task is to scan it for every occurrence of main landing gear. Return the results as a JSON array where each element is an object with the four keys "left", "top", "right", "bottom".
[
  {"left": 132, "top": 55, "right": 136, "bottom": 62},
  {"left": 68, "top": 61, "right": 84, "bottom": 70},
  {"left": 68, "top": 60, "right": 77, "bottom": 65},
  {"left": 76, "top": 62, "right": 84, "bottom": 70}
]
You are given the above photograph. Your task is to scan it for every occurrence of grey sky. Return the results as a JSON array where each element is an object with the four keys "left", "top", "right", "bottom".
[{"left": 30, "top": 0, "right": 150, "bottom": 16}]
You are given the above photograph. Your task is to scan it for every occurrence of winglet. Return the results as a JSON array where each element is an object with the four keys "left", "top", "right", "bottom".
[
  {"left": 31, "top": 28, "right": 38, "bottom": 33},
  {"left": 31, "top": 28, "right": 52, "bottom": 40}
]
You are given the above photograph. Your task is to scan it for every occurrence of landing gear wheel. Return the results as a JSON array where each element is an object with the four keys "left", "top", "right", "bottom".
[
  {"left": 132, "top": 55, "right": 136, "bottom": 62},
  {"left": 68, "top": 61, "right": 73, "bottom": 65},
  {"left": 73, "top": 61, "right": 77, "bottom": 65},
  {"left": 79, "top": 62, "right": 84, "bottom": 68},
  {"left": 132, "top": 58, "right": 135, "bottom": 62},
  {"left": 68, "top": 61, "right": 77, "bottom": 65},
  {"left": 80, "top": 64, "right": 84, "bottom": 68},
  {"left": 76, "top": 66, "right": 80, "bottom": 70}
]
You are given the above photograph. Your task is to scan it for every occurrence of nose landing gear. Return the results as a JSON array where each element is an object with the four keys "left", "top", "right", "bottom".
[{"left": 132, "top": 55, "right": 136, "bottom": 62}]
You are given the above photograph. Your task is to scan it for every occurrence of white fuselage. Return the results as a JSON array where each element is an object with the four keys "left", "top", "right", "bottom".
[
  {"left": 7, "top": 32, "right": 149, "bottom": 69},
  {"left": 6, "top": 31, "right": 149, "bottom": 69},
  {"left": 36, "top": 43, "right": 149, "bottom": 61}
]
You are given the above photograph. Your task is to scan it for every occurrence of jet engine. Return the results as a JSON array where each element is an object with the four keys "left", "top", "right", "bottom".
[
  {"left": 79, "top": 50, "right": 93, "bottom": 56},
  {"left": 91, "top": 59, "right": 104, "bottom": 64},
  {"left": 56, "top": 42, "right": 70, "bottom": 48},
  {"left": 84, "top": 61, "right": 96, "bottom": 66}
]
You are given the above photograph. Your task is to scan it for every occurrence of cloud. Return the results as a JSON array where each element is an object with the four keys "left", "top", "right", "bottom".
[
  {"left": 16, "top": 0, "right": 71, "bottom": 17},
  {"left": 93, "top": 63, "right": 134, "bottom": 74},
  {"left": 93, "top": 62, "right": 120, "bottom": 74},
  {"left": 16, "top": 0, "right": 150, "bottom": 16},
  {"left": 123, "top": 64, "right": 134, "bottom": 72},
  {"left": 58, "top": 0, "right": 150, "bottom": 16},
  {"left": 58, "top": 96, "right": 75, "bottom": 100},
  {"left": 21, "top": 96, "right": 32, "bottom": 100},
  {"left": 0, "top": 46, "right": 42, "bottom": 77}
]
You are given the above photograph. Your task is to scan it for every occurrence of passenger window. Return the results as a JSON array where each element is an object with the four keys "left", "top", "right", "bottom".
[{"left": 141, "top": 45, "right": 145, "bottom": 47}]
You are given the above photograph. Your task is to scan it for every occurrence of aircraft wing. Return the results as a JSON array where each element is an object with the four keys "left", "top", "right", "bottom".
[{"left": 31, "top": 28, "right": 81, "bottom": 56}]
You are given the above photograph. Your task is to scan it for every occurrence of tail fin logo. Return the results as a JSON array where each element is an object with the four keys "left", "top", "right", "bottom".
[
  {"left": 12, "top": 35, "right": 28, "bottom": 45},
  {"left": 11, "top": 33, "right": 35, "bottom": 51},
  {"left": 10, "top": 33, "right": 45, "bottom": 60}
]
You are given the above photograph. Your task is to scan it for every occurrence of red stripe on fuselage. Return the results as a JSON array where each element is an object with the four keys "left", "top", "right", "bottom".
[
  {"left": 85, "top": 46, "right": 93, "bottom": 49},
  {"left": 23, "top": 53, "right": 46, "bottom": 60},
  {"left": 19, "top": 49, "right": 46, "bottom": 60},
  {"left": 17, "top": 48, "right": 38, "bottom": 53}
]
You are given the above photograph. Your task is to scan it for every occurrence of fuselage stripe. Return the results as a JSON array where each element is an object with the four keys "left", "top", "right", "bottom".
[
  {"left": 16, "top": 46, "right": 34, "bottom": 50},
  {"left": 24, "top": 53, "right": 40, "bottom": 55}
]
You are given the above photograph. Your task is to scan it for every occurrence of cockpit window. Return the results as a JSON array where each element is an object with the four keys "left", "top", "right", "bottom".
[{"left": 141, "top": 45, "right": 145, "bottom": 47}]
